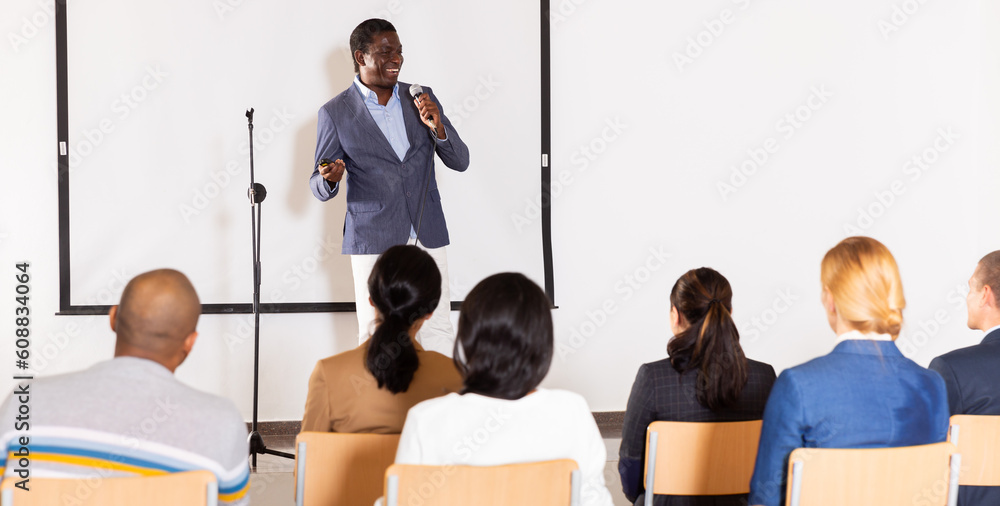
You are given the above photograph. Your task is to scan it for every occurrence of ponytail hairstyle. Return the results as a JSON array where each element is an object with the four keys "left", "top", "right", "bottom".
[
  {"left": 666, "top": 268, "right": 748, "bottom": 411},
  {"left": 820, "top": 236, "right": 905, "bottom": 338},
  {"left": 365, "top": 245, "right": 442, "bottom": 393}
]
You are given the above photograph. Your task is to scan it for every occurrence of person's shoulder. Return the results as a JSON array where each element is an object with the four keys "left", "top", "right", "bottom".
[
  {"left": 320, "top": 85, "right": 357, "bottom": 110},
  {"left": 783, "top": 347, "right": 845, "bottom": 375},
  {"left": 406, "top": 391, "right": 462, "bottom": 418},
  {"left": 746, "top": 358, "right": 777, "bottom": 378},
  {"left": 170, "top": 381, "right": 244, "bottom": 427},
  {"left": 314, "top": 345, "right": 366, "bottom": 376},
  {"left": 636, "top": 357, "right": 677, "bottom": 379},
  {"left": 320, "top": 345, "right": 366, "bottom": 365},
  {"left": 771, "top": 354, "right": 830, "bottom": 389},
  {"left": 933, "top": 340, "right": 999, "bottom": 369}
]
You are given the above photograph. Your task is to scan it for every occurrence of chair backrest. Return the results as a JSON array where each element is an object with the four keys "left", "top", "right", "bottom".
[
  {"left": 0, "top": 470, "right": 217, "bottom": 506},
  {"left": 785, "top": 442, "right": 960, "bottom": 506},
  {"left": 383, "top": 459, "right": 581, "bottom": 506},
  {"left": 294, "top": 431, "right": 400, "bottom": 506},
  {"left": 643, "top": 419, "right": 762, "bottom": 501},
  {"left": 948, "top": 414, "right": 1000, "bottom": 486}
]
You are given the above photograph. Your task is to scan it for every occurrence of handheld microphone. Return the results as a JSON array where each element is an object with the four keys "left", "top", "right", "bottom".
[{"left": 409, "top": 83, "right": 436, "bottom": 131}]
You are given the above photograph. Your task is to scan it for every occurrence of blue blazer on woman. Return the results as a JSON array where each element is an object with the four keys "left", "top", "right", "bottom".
[{"left": 748, "top": 339, "right": 949, "bottom": 506}]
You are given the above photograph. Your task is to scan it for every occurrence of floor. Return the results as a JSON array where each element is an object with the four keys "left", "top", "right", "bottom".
[{"left": 248, "top": 435, "right": 633, "bottom": 505}]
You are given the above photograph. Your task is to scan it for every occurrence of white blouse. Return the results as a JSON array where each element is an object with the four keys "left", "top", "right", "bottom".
[{"left": 395, "top": 388, "right": 614, "bottom": 506}]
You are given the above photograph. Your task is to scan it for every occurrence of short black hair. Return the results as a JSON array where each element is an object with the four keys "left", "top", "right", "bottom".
[
  {"left": 350, "top": 18, "right": 397, "bottom": 73},
  {"left": 976, "top": 251, "right": 1000, "bottom": 307},
  {"left": 454, "top": 273, "right": 553, "bottom": 400}
]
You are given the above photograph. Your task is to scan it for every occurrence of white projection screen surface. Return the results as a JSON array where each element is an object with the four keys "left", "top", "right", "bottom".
[{"left": 65, "top": 1, "right": 542, "bottom": 306}]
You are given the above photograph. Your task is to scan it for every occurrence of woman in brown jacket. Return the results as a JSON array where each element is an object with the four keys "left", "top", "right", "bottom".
[{"left": 301, "top": 245, "right": 462, "bottom": 433}]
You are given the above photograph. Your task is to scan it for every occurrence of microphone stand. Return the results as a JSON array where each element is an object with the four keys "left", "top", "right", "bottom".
[{"left": 244, "top": 108, "right": 294, "bottom": 466}]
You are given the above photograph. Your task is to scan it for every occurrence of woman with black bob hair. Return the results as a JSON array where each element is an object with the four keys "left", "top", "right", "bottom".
[
  {"left": 394, "top": 273, "right": 613, "bottom": 506},
  {"left": 619, "top": 268, "right": 777, "bottom": 506},
  {"left": 301, "top": 245, "right": 462, "bottom": 433}
]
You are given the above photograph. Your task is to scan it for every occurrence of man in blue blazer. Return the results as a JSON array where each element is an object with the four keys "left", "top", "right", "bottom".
[
  {"left": 930, "top": 250, "right": 1000, "bottom": 506},
  {"left": 310, "top": 19, "right": 469, "bottom": 348}
]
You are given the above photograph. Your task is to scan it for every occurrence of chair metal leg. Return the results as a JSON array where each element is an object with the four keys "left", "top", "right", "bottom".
[
  {"left": 386, "top": 475, "right": 399, "bottom": 506},
  {"left": 947, "top": 454, "right": 961, "bottom": 506},
  {"left": 645, "top": 431, "right": 658, "bottom": 506},
  {"left": 295, "top": 442, "right": 307, "bottom": 506},
  {"left": 570, "top": 469, "right": 581, "bottom": 506},
  {"left": 207, "top": 480, "right": 218, "bottom": 506},
  {"left": 789, "top": 460, "right": 804, "bottom": 506}
]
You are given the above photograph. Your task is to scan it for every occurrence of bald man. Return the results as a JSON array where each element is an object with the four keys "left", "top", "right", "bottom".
[
  {"left": 0, "top": 269, "right": 250, "bottom": 505},
  {"left": 930, "top": 251, "right": 1000, "bottom": 506}
]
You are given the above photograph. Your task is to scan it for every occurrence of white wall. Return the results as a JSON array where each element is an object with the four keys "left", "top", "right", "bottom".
[{"left": 1, "top": 0, "right": 998, "bottom": 420}]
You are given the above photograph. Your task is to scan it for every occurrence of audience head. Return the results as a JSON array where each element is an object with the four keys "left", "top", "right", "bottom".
[
  {"left": 454, "top": 273, "right": 553, "bottom": 400},
  {"left": 366, "top": 245, "right": 441, "bottom": 394},
  {"left": 967, "top": 250, "right": 1000, "bottom": 331},
  {"left": 350, "top": 18, "right": 398, "bottom": 74},
  {"left": 111, "top": 269, "right": 201, "bottom": 372},
  {"left": 667, "top": 267, "right": 748, "bottom": 410},
  {"left": 820, "top": 236, "right": 905, "bottom": 338}
]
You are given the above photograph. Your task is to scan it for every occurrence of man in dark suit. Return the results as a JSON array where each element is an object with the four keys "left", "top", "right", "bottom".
[
  {"left": 930, "top": 250, "right": 1000, "bottom": 506},
  {"left": 309, "top": 19, "right": 469, "bottom": 351}
]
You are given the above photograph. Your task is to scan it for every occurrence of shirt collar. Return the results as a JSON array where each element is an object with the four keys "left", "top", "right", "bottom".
[
  {"left": 836, "top": 329, "right": 893, "bottom": 344},
  {"left": 354, "top": 75, "right": 399, "bottom": 105},
  {"left": 983, "top": 323, "right": 1000, "bottom": 336}
]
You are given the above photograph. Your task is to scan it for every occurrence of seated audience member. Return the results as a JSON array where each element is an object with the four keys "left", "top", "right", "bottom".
[
  {"left": 748, "top": 237, "right": 949, "bottom": 506},
  {"left": 301, "top": 245, "right": 462, "bottom": 433},
  {"left": 0, "top": 269, "right": 250, "bottom": 505},
  {"left": 393, "top": 273, "right": 614, "bottom": 506},
  {"left": 619, "top": 268, "right": 777, "bottom": 506},
  {"left": 929, "top": 250, "right": 1000, "bottom": 506}
]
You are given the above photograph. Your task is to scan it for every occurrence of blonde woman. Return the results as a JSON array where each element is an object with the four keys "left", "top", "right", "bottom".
[{"left": 748, "top": 237, "right": 949, "bottom": 506}]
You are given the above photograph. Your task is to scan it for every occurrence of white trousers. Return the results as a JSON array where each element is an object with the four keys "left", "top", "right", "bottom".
[{"left": 351, "top": 240, "right": 455, "bottom": 355}]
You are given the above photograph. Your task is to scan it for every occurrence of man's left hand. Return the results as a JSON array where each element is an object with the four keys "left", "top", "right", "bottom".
[{"left": 415, "top": 95, "right": 446, "bottom": 140}]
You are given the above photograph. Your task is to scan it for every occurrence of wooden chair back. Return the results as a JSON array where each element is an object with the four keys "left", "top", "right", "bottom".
[
  {"left": 294, "top": 431, "right": 400, "bottom": 506},
  {"left": 785, "top": 442, "right": 960, "bottom": 506},
  {"left": 948, "top": 414, "right": 1000, "bottom": 486},
  {"left": 643, "top": 420, "right": 762, "bottom": 503},
  {"left": 0, "top": 470, "right": 217, "bottom": 506},
  {"left": 383, "top": 459, "right": 580, "bottom": 506}
]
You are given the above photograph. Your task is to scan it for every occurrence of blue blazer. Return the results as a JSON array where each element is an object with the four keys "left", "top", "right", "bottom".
[
  {"left": 929, "top": 329, "right": 1000, "bottom": 506},
  {"left": 310, "top": 82, "right": 470, "bottom": 255},
  {"left": 748, "top": 340, "right": 949, "bottom": 506}
]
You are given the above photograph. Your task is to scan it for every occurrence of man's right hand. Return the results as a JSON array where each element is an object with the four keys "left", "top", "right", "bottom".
[{"left": 319, "top": 159, "right": 346, "bottom": 183}]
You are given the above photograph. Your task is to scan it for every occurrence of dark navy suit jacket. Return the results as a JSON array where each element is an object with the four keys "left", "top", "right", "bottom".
[
  {"left": 929, "top": 329, "right": 1000, "bottom": 506},
  {"left": 619, "top": 357, "right": 776, "bottom": 506},
  {"left": 310, "top": 81, "right": 469, "bottom": 255},
  {"left": 748, "top": 340, "right": 950, "bottom": 506}
]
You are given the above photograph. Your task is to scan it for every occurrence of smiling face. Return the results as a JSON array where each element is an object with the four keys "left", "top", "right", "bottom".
[{"left": 356, "top": 31, "right": 403, "bottom": 92}]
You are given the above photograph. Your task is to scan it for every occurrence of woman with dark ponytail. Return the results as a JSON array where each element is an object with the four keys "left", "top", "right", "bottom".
[
  {"left": 619, "top": 268, "right": 777, "bottom": 506},
  {"left": 301, "top": 245, "right": 462, "bottom": 433}
]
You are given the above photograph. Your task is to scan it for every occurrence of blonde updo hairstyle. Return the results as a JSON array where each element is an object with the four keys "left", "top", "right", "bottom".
[{"left": 820, "top": 236, "right": 905, "bottom": 338}]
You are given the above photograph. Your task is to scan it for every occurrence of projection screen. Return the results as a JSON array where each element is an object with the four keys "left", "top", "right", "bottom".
[{"left": 62, "top": 0, "right": 543, "bottom": 310}]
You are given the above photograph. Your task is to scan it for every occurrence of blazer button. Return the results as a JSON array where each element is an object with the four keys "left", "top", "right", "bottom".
[{"left": 406, "top": 192, "right": 412, "bottom": 197}]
